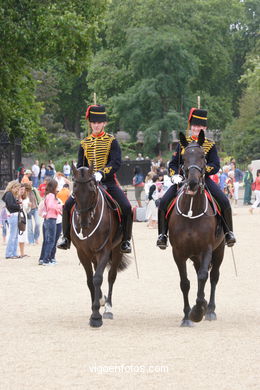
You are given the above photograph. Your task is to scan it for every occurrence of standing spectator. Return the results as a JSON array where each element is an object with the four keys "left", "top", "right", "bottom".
[
  {"left": 146, "top": 175, "right": 160, "bottom": 229},
  {"left": 0, "top": 206, "right": 9, "bottom": 244},
  {"left": 243, "top": 165, "right": 253, "bottom": 205},
  {"left": 230, "top": 162, "right": 243, "bottom": 205},
  {"left": 136, "top": 153, "right": 144, "bottom": 161},
  {"left": 144, "top": 171, "right": 156, "bottom": 201},
  {"left": 18, "top": 184, "right": 30, "bottom": 258},
  {"left": 31, "top": 160, "right": 40, "bottom": 188},
  {"left": 24, "top": 182, "right": 41, "bottom": 245},
  {"left": 55, "top": 172, "right": 70, "bottom": 192},
  {"left": 17, "top": 163, "right": 25, "bottom": 183},
  {"left": 57, "top": 184, "right": 71, "bottom": 205},
  {"left": 38, "top": 163, "right": 46, "bottom": 184},
  {"left": 49, "top": 198, "right": 63, "bottom": 264},
  {"left": 39, "top": 179, "right": 62, "bottom": 266},
  {"left": 133, "top": 166, "right": 144, "bottom": 207},
  {"left": 45, "top": 165, "right": 55, "bottom": 178},
  {"left": 21, "top": 169, "right": 32, "bottom": 184},
  {"left": 48, "top": 160, "right": 55, "bottom": 172},
  {"left": 226, "top": 171, "right": 235, "bottom": 200},
  {"left": 219, "top": 165, "right": 229, "bottom": 194},
  {"left": 249, "top": 169, "right": 260, "bottom": 214},
  {"left": 38, "top": 177, "right": 51, "bottom": 198},
  {"left": 63, "top": 161, "right": 71, "bottom": 179},
  {"left": 2, "top": 181, "right": 21, "bottom": 259}
]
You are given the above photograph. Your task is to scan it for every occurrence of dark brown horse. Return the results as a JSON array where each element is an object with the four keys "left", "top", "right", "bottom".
[
  {"left": 71, "top": 164, "right": 130, "bottom": 328},
  {"left": 168, "top": 131, "right": 225, "bottom": 327}
]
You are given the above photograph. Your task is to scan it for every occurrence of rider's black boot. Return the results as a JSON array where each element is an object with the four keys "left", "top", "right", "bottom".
[
  {"left": 222, "top": 207, "right": 236, "bottom": 247},
  {"left": 121, "top": 211, "right": 133, "bottom": 254},
  {"left": 156, "top": 209, "right": 168, "bottom": 250},
  {"left": 57, "top": 206, "right": 71, "bottom": 250}
]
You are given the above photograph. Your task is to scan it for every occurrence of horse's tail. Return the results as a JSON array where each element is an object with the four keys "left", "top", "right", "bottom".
[
  {"left": 107, "top": 252, "right": 131, "bottom": 272},
  {"left": 117, "top": 253, "right": 131, "bottom": 272}
]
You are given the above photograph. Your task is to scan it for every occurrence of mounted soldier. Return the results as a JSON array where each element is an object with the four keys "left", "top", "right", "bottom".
[
  {"left": 156, "top": 107, "right": 236, "bottom": 250},
  {"left": 58, "top": 104, "right": 133, "bottom": 254}
]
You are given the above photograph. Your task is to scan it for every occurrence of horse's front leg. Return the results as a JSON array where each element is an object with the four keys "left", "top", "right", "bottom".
[
  {"left": 89, "top": 253, "right": 109, "bottom": 328},
  {"left": 189, "top": 249, "right": 212, "bottom": 323},
  {"left": 173, "top": 252, "right": 193, "bottom": 327},
  {"left": 77, "top": 249, "right": 95, "bottom": 304},
  {"left": 205, "top": 242, "right": 225, "bottom": 321}
]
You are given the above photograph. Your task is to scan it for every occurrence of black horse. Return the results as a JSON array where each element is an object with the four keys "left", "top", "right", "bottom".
[
  {"left": 168, "top": 131, "right": 225, "bottom": 327},
  {"left": 71, "top": 164, "right": 130, "bottom": 328}
]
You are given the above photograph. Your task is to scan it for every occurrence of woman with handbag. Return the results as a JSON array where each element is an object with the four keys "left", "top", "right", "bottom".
[
  {"left": 249, "top": 169, "right": 260, "bottom": 214},
  {"left": 2, "top": 181, "right": 22, "bottom": 259}
]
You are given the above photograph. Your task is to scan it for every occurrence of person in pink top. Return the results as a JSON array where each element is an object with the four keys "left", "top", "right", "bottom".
[
  {"left": 39, "top": 179, "right": 62, "bottom": 265},
  {"left": 249, "top": 169, "right": 260, "bottom": 214}
]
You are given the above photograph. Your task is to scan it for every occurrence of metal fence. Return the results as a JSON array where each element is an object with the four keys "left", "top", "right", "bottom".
[{"left": 0, "top": 131, "right": 21, "bottom": 190}]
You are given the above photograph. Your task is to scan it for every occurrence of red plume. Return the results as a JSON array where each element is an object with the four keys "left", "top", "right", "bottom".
[
  {"left": 85, "top": 105, "right": 97, "bottom": 120},
  {"left": 188, "top": 107, "right": 197, "bottom": 123}
]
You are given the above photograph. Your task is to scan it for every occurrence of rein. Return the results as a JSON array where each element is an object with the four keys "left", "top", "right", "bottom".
[{"left": 72, "top": 186, "right": 105, "bottom": 240}]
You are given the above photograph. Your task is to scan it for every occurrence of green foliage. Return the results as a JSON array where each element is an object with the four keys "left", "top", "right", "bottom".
[
  {"left": 222, "top": 53, "right": 260, "bottom": 163},
  {"left": 0, "top": 0, "right": 107, "bottom": 149}
]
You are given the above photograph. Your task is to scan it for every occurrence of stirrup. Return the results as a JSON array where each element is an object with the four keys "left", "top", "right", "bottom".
[
  {"left": 156, "top": 234, "right": 168, "bottom": 250},
  {"left": 57, "top": 237, "right": 71, "bottom": 250},
  {"left": 225, "top": 232, "right": 236, "bottom": 247},
  {"left": 120, "top": 240, "right": 131, "bottom": 254}
]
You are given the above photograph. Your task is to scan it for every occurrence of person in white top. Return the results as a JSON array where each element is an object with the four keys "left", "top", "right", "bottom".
[
  {"left": 63, "top": 162, "right": 71, "bottom": 178},
  {"left": 31, "top": 160, "right": 40, "bottom": 188}
]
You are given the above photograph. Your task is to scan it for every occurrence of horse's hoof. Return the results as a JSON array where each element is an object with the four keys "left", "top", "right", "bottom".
[
  {"left": 189, "top": 304, "right": 207, "bottom": 323},
  {"left": 89, "top": 317, "right": 103, "bottom": 328},
  {"left": 103, "top": 312, "right": 113, "bottom": 320},
  {"left": 180, "top": 319, "right": 194, "bottom": 327},
  {"left": 205, "top": 312, "right": 217, "bottom": 321}
]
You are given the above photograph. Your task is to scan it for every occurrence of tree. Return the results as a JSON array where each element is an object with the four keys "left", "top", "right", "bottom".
[
  {"left": 222, "top": 53, "right": 260, "bottom": 162},
  {"left": 0, "top": 0, "right": 107, "bottom": 149}
]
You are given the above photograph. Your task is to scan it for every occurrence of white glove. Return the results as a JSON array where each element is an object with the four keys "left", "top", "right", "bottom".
[
  {"left": 171, "top": 174, "right": 183, "bottom": 184},
  {"left": 94, "top": 172, "right": 103, "bottom": 182}
]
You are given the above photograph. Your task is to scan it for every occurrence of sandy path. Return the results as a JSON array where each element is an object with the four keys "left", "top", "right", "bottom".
[{"left": 0, "top": 207, "right": 259, "bottom": 390}]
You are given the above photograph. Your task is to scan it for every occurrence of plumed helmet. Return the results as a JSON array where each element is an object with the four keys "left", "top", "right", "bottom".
[
  {"left": 188, "top": 108, "right": 207, "bottom": 127},
  {"left": 85, "top": 105, "right": 107, "bottom": 123}
]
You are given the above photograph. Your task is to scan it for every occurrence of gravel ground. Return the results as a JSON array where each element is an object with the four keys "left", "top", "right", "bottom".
[{"left": 0, "top": 206, "right": 259, "bottom": 390}]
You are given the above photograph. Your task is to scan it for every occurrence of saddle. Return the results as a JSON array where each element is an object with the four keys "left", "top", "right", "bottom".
[{"left": 99, "top": 186, "right": 122, "bottom": 223}]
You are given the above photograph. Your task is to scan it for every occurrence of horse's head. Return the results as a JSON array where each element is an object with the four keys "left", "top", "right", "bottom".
[
  {"left": 179, "top": 131, "right": 206, "bottom": 196},
  {"left": 72, "top": 164, "right": 98, "bottom": 228}
]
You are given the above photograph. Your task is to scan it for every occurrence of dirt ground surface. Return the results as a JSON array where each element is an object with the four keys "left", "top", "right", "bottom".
[{"left": 0, "top": 206, "right": 259, "bottom": 390}]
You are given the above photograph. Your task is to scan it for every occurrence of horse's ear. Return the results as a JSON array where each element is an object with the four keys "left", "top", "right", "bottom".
[
  {"left": 71, "top": 162, "right": 77, "bottom": 177},
  {"left": 197, "top": 130, "right": 205, "bottom": 146},
  {"left": 179, "top": 132, "right": 188, "bottom": 148},
  {"left": 89, "top": 161, "right": 94, "bottom": 175}
]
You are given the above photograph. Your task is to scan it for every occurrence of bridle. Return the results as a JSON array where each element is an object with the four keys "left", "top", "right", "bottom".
[
  {"left": 73, "top": 176, "right": 98, "bottom": 214},
  {"left": 182, "top": 143, "right": 206, "bottom": 185}
]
